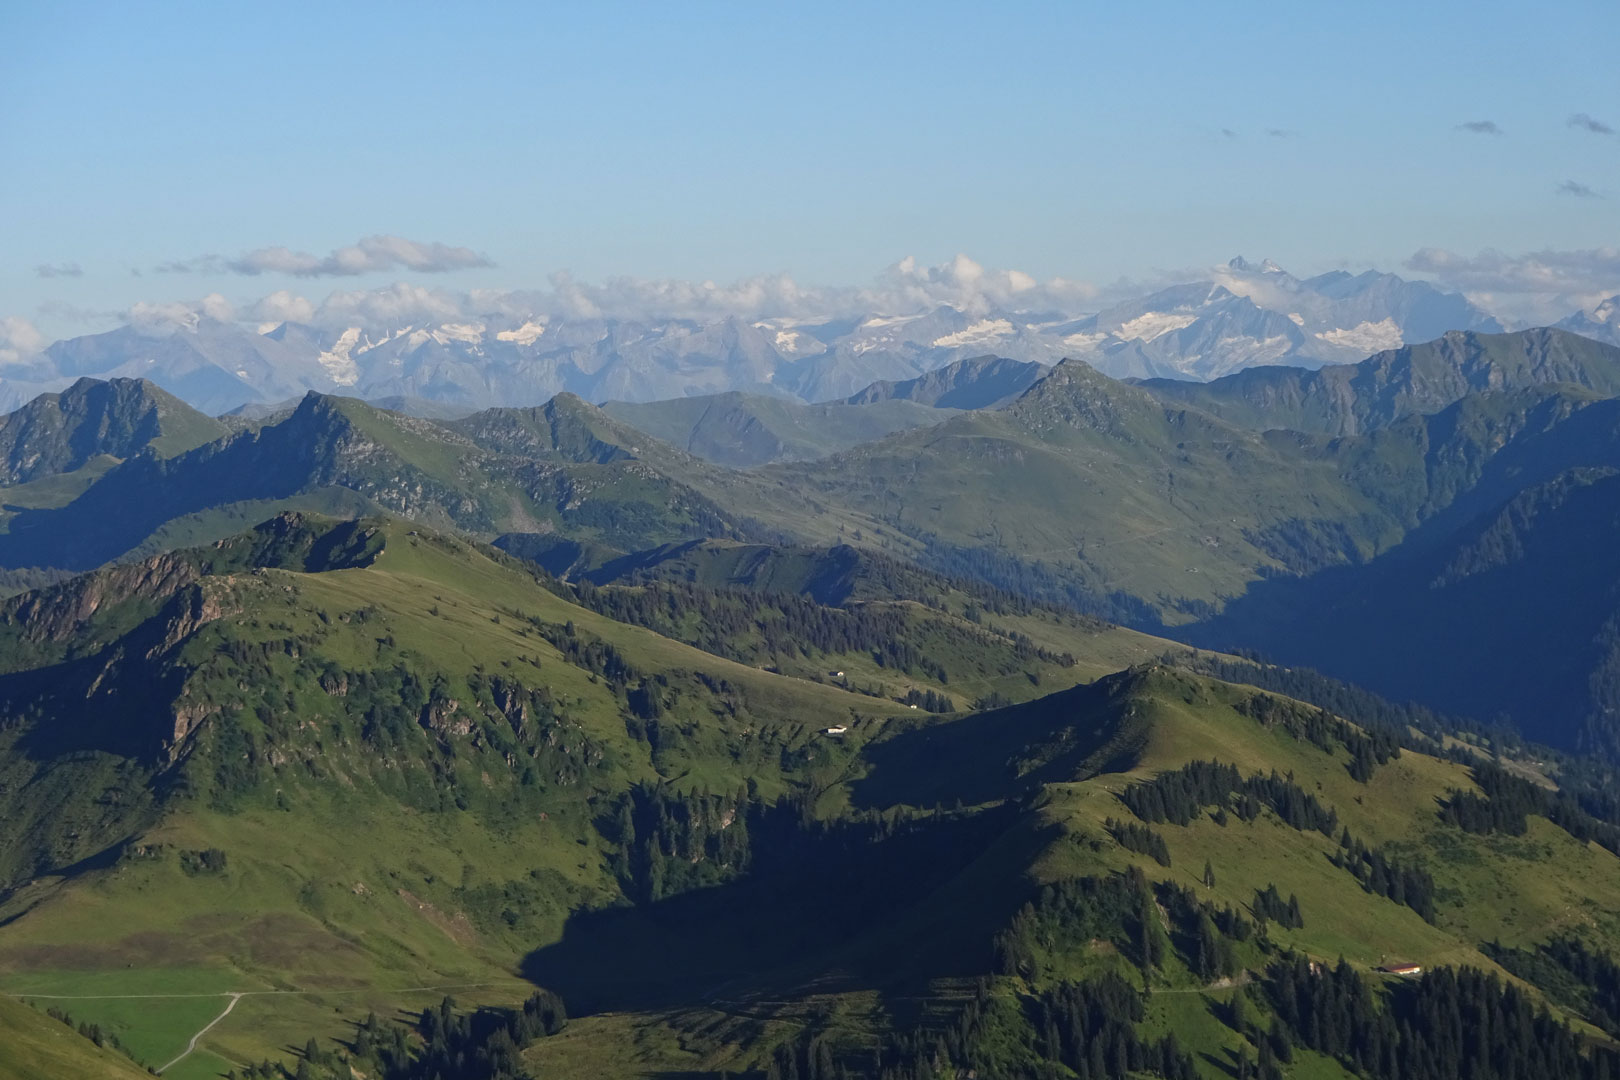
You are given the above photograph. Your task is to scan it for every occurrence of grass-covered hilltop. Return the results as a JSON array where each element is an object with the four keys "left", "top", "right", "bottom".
[
  {"left": 5, "top": 327, "right": 1620, "bottom": 1078},
  {"left": 2, "top": 509, "right": 1620, "bottom": 1079}
]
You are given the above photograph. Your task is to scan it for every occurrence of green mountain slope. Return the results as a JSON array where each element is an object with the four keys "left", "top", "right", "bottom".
[
  {"left": 0, "top": 376, "right": 229, "bottom": 484},
  {"left": 0, "top": 996, "right": 154, "bottom": 1080},
  {"left": 0, "top": 513, "right": 920, "bottom": 1070},
  {"left": 5, "top": 514, "right": 1620, "bottom": 1077},
  {"left": 842, "top": 355, "right": 1049, "bottom": 409},
  {"left": 1191, "top": 463, "right": 1620, "bottom": 753},
  {"left": 600, "top": 390, "right": 951, "bottom": 466},
  {"left": 1140, "top": 327, "right": 1620, "bottom": 436},
  {"left": 722, "top": 359, "right": 1387, "bottom": 622},
  {"left": 690, "top": 354, "right": 1620, "bottom": 630},
  {"left": 0, "top": 392, "right": 754, "bottom": 572}
]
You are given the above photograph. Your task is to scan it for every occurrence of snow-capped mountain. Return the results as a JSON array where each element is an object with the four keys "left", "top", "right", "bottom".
[
  {"left": 1556, "top": 295, "right": 1620, "bottom": 348},
  {"left": 0, "top": 259, "right": 1538, "bottom": 414},
  {"left": 1050, "top": 257, "right": 1505, "bottom": 380}
]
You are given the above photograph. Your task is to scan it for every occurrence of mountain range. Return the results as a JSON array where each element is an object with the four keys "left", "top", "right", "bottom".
[
  {"left": 11, "top": 320, "right": 1620, "bottom": 1077},
  {"left": 5, "top": 510, "right": 1620, "bottom": 1078},
  {"left": 6, "top": 326, "right": 1620, "bottom": 752},
  {"left": 13, "top": 259, "right": 1602, "bottom": 417}
]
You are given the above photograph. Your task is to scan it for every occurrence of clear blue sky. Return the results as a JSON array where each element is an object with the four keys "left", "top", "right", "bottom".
[{"left": 3, "top": 0, "right": 1617, "bottom": 336}]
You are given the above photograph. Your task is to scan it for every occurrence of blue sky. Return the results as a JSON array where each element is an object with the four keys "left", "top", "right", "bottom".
[{"left": 3, "top": 0, "right": 1617, "bottom": 339}]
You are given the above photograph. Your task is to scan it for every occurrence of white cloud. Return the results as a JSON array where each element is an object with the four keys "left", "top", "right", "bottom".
[
  {"left": 243, "top": 290, "right": 317, "bottom": 325},
  {"left": 0, "top": 316, "right": 47, "bottom": 364},
  {"left": 459, "top": 255, "right": 1097, "bottom": 325},
  {"left": 87, "top": 255, "right": 1105, "bottom": 340},
  {"left": 124, "top": 293, "right": 235, "bottom": 334},
  {"left": 34, "top": 262, "right": 83, "bottom": 278},
  {"left": 160, "top": 234, "right": 493, "bottom": 278},
  {"left": 313, "top": 281, "right": 468, "bottom": 327},
  {"left": 1405, "top": 247, "right": 1620, "bottom": 324}
]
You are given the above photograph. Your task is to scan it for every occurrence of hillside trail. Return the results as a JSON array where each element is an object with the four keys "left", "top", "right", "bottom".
[
  {"left": 4, "top": 980, "right": 531, "bottom": 1074},
  {"left": 157, "top": 992, "right": 241, "bottom": 1073},
  {"left": 1151, "top": 971, "right": 1254, "bottom": 994}
]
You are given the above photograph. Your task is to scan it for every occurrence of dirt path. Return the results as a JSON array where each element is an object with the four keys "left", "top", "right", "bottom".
[
  {"left": 4, "top": 980, "right": 531, "bottom": 1074},
  {"left": 157, "top": 992, "right": 241, "bottom": 1073}
]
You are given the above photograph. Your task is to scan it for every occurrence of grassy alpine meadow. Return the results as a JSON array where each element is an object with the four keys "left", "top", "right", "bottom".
[{"left": 3, "top": 513, "right": 1620, "bottom": 1076}]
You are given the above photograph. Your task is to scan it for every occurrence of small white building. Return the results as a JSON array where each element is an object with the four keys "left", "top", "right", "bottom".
[{"left": 824, "top": 725, "right": 848, "bottom": 735}]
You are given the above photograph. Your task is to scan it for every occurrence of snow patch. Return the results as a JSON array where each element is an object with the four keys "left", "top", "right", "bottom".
[
  {"left": 859, "top": 313, "right": 922, "bottom": 330},
  {"left": 932, "top": 318, "right": 1014, "bottom": 349},
  {"left": 774, "top": 330, "right": 802, "bottom": 353},
  {"left": 1287, "top": 313, "right": 1305, "bottom": 327},
  {"left": 256, "top": 322, "right": 280, "bottom": 335},
  {"left": 1315, "top": 317, "right": 1403, "bottom": 353},
  {"left": 495, "top": 319, "right": 547, "bottom": 345},
  {"left": 317, "top": 327, "right": 362, "bottom": 386},
  {"left": 435, "top": 322, "right": 486, "bottom": 344},
  {"left": 1116, "top": 312, "right": 1197, "bottom": 342},
  {"left": 1062, "top": 331, "right": 1109, "bottom": 351}
]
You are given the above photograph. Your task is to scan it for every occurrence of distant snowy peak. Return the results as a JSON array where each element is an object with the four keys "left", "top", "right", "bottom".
[
  {"left": 0, "top": 260, "right": 1536, "bottom": 414},
  {"left": 1048, "top": 258, "right": 1503, "bottom": 379},
  {"left": 495, "top": 319, "right": 547, "bottom": 345},
  {"left": 1556, "top": 295, "right": 1620, "bottom": 347}
]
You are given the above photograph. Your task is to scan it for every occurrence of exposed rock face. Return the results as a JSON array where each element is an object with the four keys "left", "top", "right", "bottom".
[
  {"left": 0, "top": 376, "right": 228, "bottom": 483},
  {"left": 1, "top": 552, "right": 202, "bottom": 644}
]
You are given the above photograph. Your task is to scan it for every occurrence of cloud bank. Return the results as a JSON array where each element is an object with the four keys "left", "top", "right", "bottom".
[
  {"left": 1457, "top": 120, "right": 1502, "bottom": 135},
  {"left": 159, "top": 234, "right": 494, "bottom": 278},
  {"left": 70, "top": 254, "right": 1102, "bottom": 338},
  {"left": 1406, "top": 246, "right": 1620, "bottom": 323},
  {"left": 0, "top": 317, "right": 48, "bottom": 365}
]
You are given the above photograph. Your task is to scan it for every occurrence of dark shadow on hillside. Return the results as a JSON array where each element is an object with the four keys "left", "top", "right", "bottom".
[
  {"left": 521, "top": 805, "right": 1046, "bottom": 1018},
  {"left": 3, "top": 634, "right": 189, "bottom": 763},
  {"left": 848, "top": 680, "right": 1149, "bottom": 811},
  {"left": 1177, "top": 401, "right": 1620, "bottom": 743}
]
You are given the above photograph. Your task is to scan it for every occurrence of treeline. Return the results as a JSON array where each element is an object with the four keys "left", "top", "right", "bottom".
[
  {"left": 1441, "top": 761, "right": 1620, "bottom": 856},
  {"left": 1119, "top": 759, "right": 1339, "bottom": 836},
  {"left": 36, "top": 1005, "right": 135, "bottom": 1062},
  {"left": 609, "top": 781, "right": 755, "bottom": 903},
  {"left": 228, "top": 991, "right": 566, "bottom": 1080},
  {"left": 203, "top": 646, "right": 605, "bottom": 810},
  {"left": 1158, "top": 880, "right": 1263, "bottom": 982},
  {"left": 994, "top": 872, "right": 1161, "bottom": 979},
  {"left": 552, "top": 575, "right": 1073, "bottom": 686},
  {"left": 1230, "top": 691, "right": 1401, "bottom": 782},
  {"left": 993, "top": 870, "right": 1273, "bottom": 987},
  {"left": 873, "top": 976, "right": 1200, "bottom": 1080},
  {"left": 1264, "top": 955, "right": 1620, "bottom": 1080},
  {"left": 1105, "top": 817, "right": 1171, "bottom": 866},
  {"left": 1252, "top": 884, "right": 1304, "bottom": 929},
  {"left": 901, "top": 687, "right": 955, "bottom": 712},
  {"left": 1170, "top": 650, "right": 1467, "bottom": 746},
  {"left": 1331, "top": 831, "right": 1437, "bottom": 923},
  {"left": 1488, "top": 935, "right": 1620, "bottom": 1039}
]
